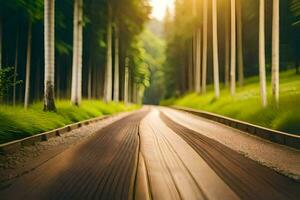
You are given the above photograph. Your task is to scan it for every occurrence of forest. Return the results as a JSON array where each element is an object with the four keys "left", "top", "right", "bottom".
[
  {"left": 0, "top": 0, "right": 152, "bottom": 143},
  {"left": 162, "top": 0, "right": 300, "bottom": 134},
  {"left": 0, "top": 0, "right": 300, "bottom": 143},
  {"left": 0, "top": 0, "right": 153, "bottom": 107}
]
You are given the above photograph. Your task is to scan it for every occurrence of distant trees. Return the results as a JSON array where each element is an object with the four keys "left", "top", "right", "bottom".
[
  {"left": 0, "top": 0, "right": 150, "bottom": 109},
  {"left": 164, "top": 0, "right": 297, "bottom": 107}
]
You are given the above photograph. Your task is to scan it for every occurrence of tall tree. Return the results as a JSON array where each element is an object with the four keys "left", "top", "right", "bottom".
[
  {"left": 13, "top": 28, "right": 19, "bottom": 106},
  {"left": 237, "top": 0, "right": 244, "bottom": 86},
  {"left": 104, "top": 3, "right": 112, "bottom": 102},
  {"left": 230, "top": 0, "right": 236, "bottom": 95},
  {"left": 192, "top": 0, "right": 200, "bottom": 93},
  {"left": 71, "top": 0, "right": 83, "bottom": 106},
  {"left": 224, "top": 0, "right": 230, "bottom": 87},
  {"left": 24, "top": 21, "right": 32, "bottom": 109},
  {"left": 259, "top": 0, "right": 267, "bottom": 107},
  {"left": 272, "top": 0, "right": 280, "bottom": 103},
  {"left": 43, "top": 0, "right": 56, "bottom": 111},
  {"left": 124, "top": 64, "right": 129, "bottom": 104},
  {"left": 201, "top": 0, "right": 208, "bottom": 93},
  {"left": 195, "top": 27, "right": 201, "bottom": 93},
  {"left": 113, "top": 23, "right": 119, "bottom": 102},
  {"left": 212, "top": 0, "right": 220, "bottom": 98},
  {"left": 0, "top": 16, "right": 2, "bottom": 69}
]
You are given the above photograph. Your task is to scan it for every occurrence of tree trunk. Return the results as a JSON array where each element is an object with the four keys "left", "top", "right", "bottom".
[
  {"left": 192, "top": 0, "right": 197, "bottom": 92},
  {"left": 88, "top": 61, "right": 92, "bottom": 100},
  {"left": 271, "top": 0, "right": 279, "bottom": 103},
  {"left": 259, "top": 0, "right": 267, "bottom": 107},
  {"left": 132, "top": 82, "right": 137, "bottom": 104},
  {"left": 104, "top": 3, "right": 113, "bottom": 102},
  {"left": 230, "top": 0, "right": 236, "bottom": 95},
  {"left": 237, "top": 0, "right": 244, "bottom": 87},
  {"left": 224, "top": 0, "right": 230, "bottom": 87},
  {"left": 56, "top": 70, "right": 60, "bottom": 99},
  {"left": 113, "top": 24, "right": 119, "bottom": 102},
  {"left": 24, "top": 21, "right": 32, "bottom": 109},
  {"left": 188, "top": 41, "right": 193, "bottom": 91},
  {"left": 44, "top": 0, "right": 56, "bottom": 111},
  {"left": 0, "top": 16, "right": 2, "bottom": 69},
  {"left": 77, "top": 0, "right": 83, "bottom": 104},
  {"left": 71, "top": 0, "right": 83, "bottom": 106},
  {"left": 35, "top": 58, "right": 41, "bottom": 101},
  {"left": 13, "top": 28, "right": 19, "bottom": 106},
  {"left": 71, "top": 0, "right": 78, "bottom": 105},
  {"left": 124, "top": 61, "right": 129, "bottom": 104},
  {"left": 212, "top": 0, "right": 220, "bottom": 98},
  {"left": 195, "top": 28, "right": 201, "bottom": 93},
  {"left": 201, "top": 0, "right": 208, "bottom": 94}
]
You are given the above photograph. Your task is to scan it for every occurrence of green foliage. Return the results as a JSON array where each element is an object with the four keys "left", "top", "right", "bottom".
[
  {"left": 18, "top": 0, "right": 43, "bottom": 22},
  {"left": 0, "top": 67, "right": 21, "bottom": 98},
  {"left": 0, "top": 100, "right": 139, "bottom": 144},
  {"left": 163, "top": 70, "right": 300, "bottom": 134},
  {"left": 290, "top": 0, "right": 300, "bottom": 26},
  {"left": 141, "top": 26, "right": 166, "bottom": 104}
]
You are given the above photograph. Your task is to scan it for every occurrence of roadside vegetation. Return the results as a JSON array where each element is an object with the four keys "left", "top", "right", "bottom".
[
  {"left": 161, "top": 70, "right": 300, "bottom": 134},
  {"left": 0, "top": 101, "right": 138, "bottom": 144}
]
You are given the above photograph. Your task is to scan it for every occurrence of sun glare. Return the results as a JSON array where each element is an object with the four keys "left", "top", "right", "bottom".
[{"left": 150, "top": 0, "right": 174, "bottom": 21}]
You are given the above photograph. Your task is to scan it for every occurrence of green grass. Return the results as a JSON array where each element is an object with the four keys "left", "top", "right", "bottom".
[
  {"left": 0, "top": 100, "right": 139, "bottom": 144},
  {"left": 161, "top": 70, "right": 300, "bottom": 135}
]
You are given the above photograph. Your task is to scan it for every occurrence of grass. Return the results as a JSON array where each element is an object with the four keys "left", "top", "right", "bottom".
[
  {"left": 0, "top": 100, "right": 139, "bottom": 144},
  {"left": 161, "top": 70, "right": 300, "bottom": 135}
]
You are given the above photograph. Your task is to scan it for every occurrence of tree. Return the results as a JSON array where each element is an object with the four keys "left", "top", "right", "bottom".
[
  {"left": 212, "top": 0, "right": 220, "bottom": 98},
  {"left": 195, "top": 27, "right": 201, "bottom": 93},
  {"left": 259, "top": 0, "right": 267, "bottom": 107},
  {"left": 18, "top": 0, "right": 43, "bottom": 108},
  {"left": 192, "top": 0, "right": 201, "bottom": 93},
  {"left": 230, "top": 0, "right": 236, "bottom": 95},
  {"left": 124, "top": 60, "right": 129, "bottom": 104},
  {"left": 201, "top": 0, "right": 208, "bottom": 94},
  {"left": 0, "top": 16, "right": 2, "bottom": 69},
  {"left": 13, "top": 28, "right": 19, "bottom": 106},
  {"left": 24, "top": 21, "right": 32, "bottom": 109},
  {"left": 44, "top": 0, "right": 56, "bottom": 111},
  {"left": 104, "top": 3, "right": 112, "bottom": 102},
  {"left": 71, "top": 0, "right": 83, "bottom": 106},
  {"left": 224, "top": 0, "right": 230, "bottom": 87},
  {"left": 237, "top": 0, "right": 244, "bottom": 86},
  {"left": 272, "top": 0, "right": 280, "bottom": 103},
  {"left": 113, "top": 23, "right": 120, "bottom": 102}
]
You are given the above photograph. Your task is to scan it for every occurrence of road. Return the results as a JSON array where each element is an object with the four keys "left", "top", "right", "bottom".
[{"left": 1, "top": 107, "right": 300, "bottom": 200}]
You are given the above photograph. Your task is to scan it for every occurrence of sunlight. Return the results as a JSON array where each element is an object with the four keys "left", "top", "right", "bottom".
[{"left": 150, "top": 0, "right": 174, "bottom": 20}]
